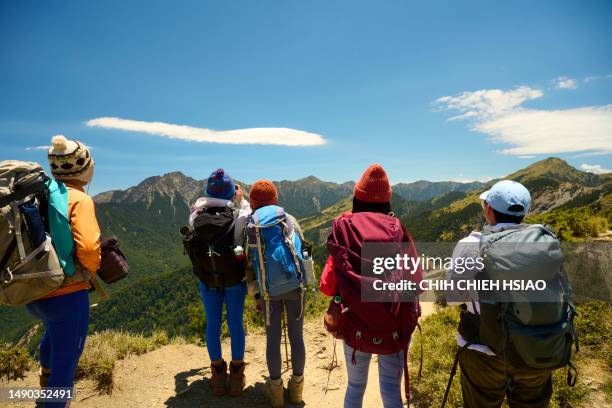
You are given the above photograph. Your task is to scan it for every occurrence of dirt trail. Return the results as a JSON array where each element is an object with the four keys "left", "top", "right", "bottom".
[{"left": 2, "top": 303, "right": 435, "bottom": 408}]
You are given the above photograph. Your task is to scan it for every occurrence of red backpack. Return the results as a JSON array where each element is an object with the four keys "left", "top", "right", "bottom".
[{"left": 326, "top": 212, "right": 422, "bottom": 402}]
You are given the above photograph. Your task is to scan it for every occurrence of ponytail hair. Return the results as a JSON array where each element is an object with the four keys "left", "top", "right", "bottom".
[{"left": 352, "top": 197, "right": 392, "bottom": 215}]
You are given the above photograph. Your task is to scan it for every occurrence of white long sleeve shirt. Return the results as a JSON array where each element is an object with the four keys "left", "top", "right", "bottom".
[
  {"left": 446, "top": 222, "right": 518, "bottom": 356},
  {"left": 188, "top": 197, "right": 252, "bottom": 247}
]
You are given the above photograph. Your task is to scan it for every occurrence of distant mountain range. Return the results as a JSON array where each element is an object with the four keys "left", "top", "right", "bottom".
[
  {"left": 93, "top": 172, "right": 483, "bottom": 218},
  {"left": 393, "top": 180, "right": 485, "bottom": 201},
  {"left": 2, "top": 157, "right": 610, "bottom": 344},
  {"left": 400, "top": 157, "right": 611, "bottom": 242}
]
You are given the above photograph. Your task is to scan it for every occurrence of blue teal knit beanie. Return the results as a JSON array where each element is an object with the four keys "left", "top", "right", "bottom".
[{"left": 206, "top": 168, "right": 235, "bottom": 200}]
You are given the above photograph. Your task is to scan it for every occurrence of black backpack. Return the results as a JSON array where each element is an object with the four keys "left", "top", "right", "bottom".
[{"left": 184, "top": 206, "right": 245, "bottom": 289}]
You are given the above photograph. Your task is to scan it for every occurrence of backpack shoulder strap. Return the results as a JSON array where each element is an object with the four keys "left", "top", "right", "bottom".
[
  {"left": 210, "top": 207, "right": 238, "bottom": 244},
  {"left": 47, "top": 180, "right": 77, "bottom": 277},
  {"left": 536, "top": 223, "right": 558, "bottom": 238},
  {"left": 284, "top": 213, "right": 304, "bottom": 241},
  {"left": 211, "top": 217, "right": 237, "bottom": 248}
]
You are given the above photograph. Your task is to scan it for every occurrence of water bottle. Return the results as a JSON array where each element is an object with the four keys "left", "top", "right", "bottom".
[{"left": 233, "top": 245, "right": 245, "bottom": 261}]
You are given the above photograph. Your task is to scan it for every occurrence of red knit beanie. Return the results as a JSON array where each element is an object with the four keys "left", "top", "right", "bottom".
[
  {"left": 353, "top": 164, "right": 392, "bottom": 203},
  {"left": 249, "top": 180, "right": 279, "bottom": 210}
]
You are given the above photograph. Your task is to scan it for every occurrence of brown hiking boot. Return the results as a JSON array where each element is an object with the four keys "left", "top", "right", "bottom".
[
  {"left": 210, "top": 360, "right": 227, "bottom": 397},
  {"left": 39, "top": 367, "right": 51, "bottom": 388},
  {"left": 228, "top": 361, "right": 246, "bottom": 397},
  {"left": 265, "top": 378, "right": 284, "bottom": 408},
  {"left": 288, "top": 374, "right": 304, "bottom": 404}
]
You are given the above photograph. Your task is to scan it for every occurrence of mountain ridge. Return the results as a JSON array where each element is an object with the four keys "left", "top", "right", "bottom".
[
  {"left": 400, "top": 157, "right": 611, "bottom": 241},
  {"left": 93, "top": 172, "right": 483, "bottom": 210}
]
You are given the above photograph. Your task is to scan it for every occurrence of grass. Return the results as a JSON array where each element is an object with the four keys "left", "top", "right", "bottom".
[
  {"left": 409, "top": 306, "right": 463, "bottom": 407},
  {"left": 75, "top": 330, "right": 185, "bottom": 393},
  {"left": 604, "top": 379, "right": 612, "bottom": 404},
  {"left": 409, "top": 303, "right": 608, "bottom": 408}
]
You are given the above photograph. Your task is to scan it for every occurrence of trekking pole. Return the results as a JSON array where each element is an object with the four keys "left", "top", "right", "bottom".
[
  {"left": 325, "top": 337, "right": 339, "bottom": 394},
  {"left": 282, "top": 307, "right": 290, "bottom": 373},
  {"left": 441, "top": 344, "right": 470, "bottom": 408}
]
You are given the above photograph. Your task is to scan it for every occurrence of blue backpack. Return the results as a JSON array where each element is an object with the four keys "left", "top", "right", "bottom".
[{"left": 246, "top": 205, "right": 313, "bottom": 324}]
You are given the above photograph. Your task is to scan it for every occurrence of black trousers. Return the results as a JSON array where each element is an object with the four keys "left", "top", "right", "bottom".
[{"left": 459, "top": 348, "right": 553, "bottom": 408}]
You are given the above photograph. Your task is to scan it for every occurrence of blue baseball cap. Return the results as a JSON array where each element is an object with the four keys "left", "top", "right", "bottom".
[{"left": 479, "top": 180, "right": 531, "bottom": 216}]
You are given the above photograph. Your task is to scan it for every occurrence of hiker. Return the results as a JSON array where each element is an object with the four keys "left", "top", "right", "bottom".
[
  {"left": 186, "top": 169, "right": 251, "bottom": 397},
  {"left": 319, "top": 164, "right": 422, "bottom": 408},
  {"left": 445, "top": 180, "right": 578, "bottom": 408},
  {"left": 26, "top": 135, "right": 101, "bottom": 406},
  {"left": 245, "top": 180, "right": 311, "bottom": 408}
]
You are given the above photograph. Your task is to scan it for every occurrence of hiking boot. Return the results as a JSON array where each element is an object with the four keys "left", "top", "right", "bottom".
[
  {"left": 210, "top": 360, "right": 227, "bottom": 397},
  {"left": 265, "top": 378, "right": 284, "bottom": 408},
  {"left": 228, "top": 361, "right": 246, "bottom": 397},
  {"left": 288, "top": 374, "right": 304, "bottom": 404},
  {"left": 39, "top": 367, "right": 51, "bottom": 388}
]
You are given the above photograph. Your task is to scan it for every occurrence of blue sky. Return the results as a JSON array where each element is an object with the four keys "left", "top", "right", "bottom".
[{"left": 1, "top": 0, "right": 611, "bottom": 194}]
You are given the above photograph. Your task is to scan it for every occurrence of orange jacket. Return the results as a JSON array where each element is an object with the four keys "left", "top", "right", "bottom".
[{"left": 44, "top": 184, "right": 101, "bottom": 298}]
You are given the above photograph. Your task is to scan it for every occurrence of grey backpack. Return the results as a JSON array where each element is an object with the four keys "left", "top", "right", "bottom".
[
  {"left": 478, "top": 224, "right": 579, "bottom": 375},
  {"left": 0, "top": 161, "right": 65, "bottom": 306}
]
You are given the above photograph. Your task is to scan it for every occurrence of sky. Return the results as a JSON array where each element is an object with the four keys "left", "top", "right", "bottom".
[{"left": 1, "top": 0, "right": 611, "bottom": 194}]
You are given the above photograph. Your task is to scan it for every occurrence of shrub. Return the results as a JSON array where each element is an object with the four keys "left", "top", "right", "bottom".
[
  {"left": 0, "top": 345, "right": 32, "bottom": 381},
  {"left": 527, "top": 207, "right": 612, "bottom": 241},
  {"left": 588, "top": 216, "right": 608, "bottom": 237},
  {"left": 573, "top": 302, "right": 612, "bottom": 366}
]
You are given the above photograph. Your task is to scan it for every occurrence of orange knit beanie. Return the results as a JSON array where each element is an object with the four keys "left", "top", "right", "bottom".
[
  {"left": 353, "top": 164, "right": 392, "bottom": 203},
  {"left": 249, "top": 180, "right": 279, "bottom": 210}
]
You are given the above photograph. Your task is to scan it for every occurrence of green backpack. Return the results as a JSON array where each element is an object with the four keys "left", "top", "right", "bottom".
[
  {"left": 478, "top": 224, "right": 579, "bottom": 374},
  {"left": 442, "top": 224, "right": 579, "bottom": 407}
]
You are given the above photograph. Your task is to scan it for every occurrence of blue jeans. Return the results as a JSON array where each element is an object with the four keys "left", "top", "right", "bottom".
[
  {"left": 343, "top": 343, "right": 404, "bottom": 408},
  {"left": 199, "top": 281, "right": 246, "bottom": 362},
  {"left": 26, "top": 290, "right": 89, "bottom": 407}
]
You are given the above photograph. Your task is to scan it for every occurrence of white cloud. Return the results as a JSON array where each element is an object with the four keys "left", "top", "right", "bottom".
[
  {"left": 435, "top": 86, "right": 612, "bottom": 156},
  {"left": 25, "top": 145, "right": 51, "bottom": 151},
  {"left": 86, "top": 117, "right": 326, "bottom": 146},
  {"left": 572, "top": 151, "right": 611, "bottom": 158},
  {"left": 553, "top": 76, "right": 578, "bottom": 89},
  {"left": 580, "top": 163, "right": 611, "bottom": 174},
  {"left": 450, "top": 176, "right": 493, "bottom": 183},
  {"left": 25, "top": 145, "right": 95, "bottom": 152},
  {"left": 476, "top": 105, "right": 612, "bottom": 155},
  {"left": 518, "top": 155, "right": 536, "bottom": 159},
  {"left": 584, "top": 74, "right": 612, "bottom": 83},
  {"left": 436, "top": 86, "right": 543, "bottom": 120}
]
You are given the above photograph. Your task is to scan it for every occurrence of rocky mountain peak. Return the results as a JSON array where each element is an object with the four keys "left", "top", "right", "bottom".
[{"left": 94, "top": 171, "right": 205, "bottom": 206}]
